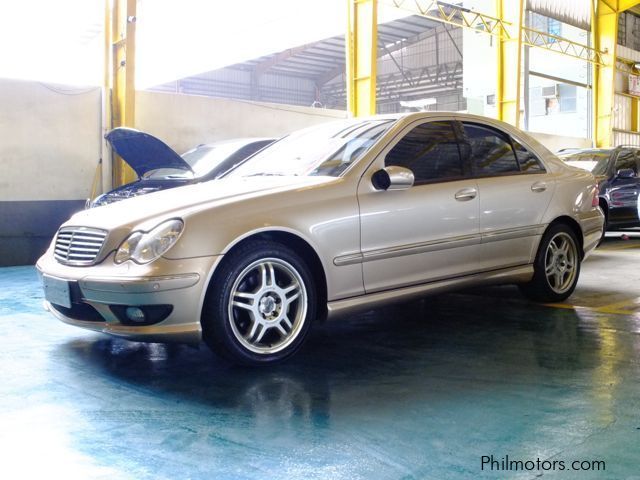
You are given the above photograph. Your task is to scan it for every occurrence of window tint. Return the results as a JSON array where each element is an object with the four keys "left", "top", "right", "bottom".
[
  {"left": 512, "top": 138, "right": 544, "bottom": 172},
  {"left": 461, "top": 123, "right": 520, "bottom": 175},
  {"left": 615, "top": 149, "right": 639, "bottom": 174},
  {"left": 385, "top": 121, "right": 463, "bottom": 183}
]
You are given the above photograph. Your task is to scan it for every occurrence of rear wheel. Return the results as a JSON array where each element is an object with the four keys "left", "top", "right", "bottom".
[
  {"left": 202, "top": 240, "right": 316, "bottom": 365},
  {"left": 519, "top": 224, "right": 581, "bottom": 303}
]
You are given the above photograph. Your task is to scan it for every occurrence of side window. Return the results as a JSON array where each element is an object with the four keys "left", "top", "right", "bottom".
[
  {"left": 512, "top": 138, "right": 545, "bottom": 173},
  {"left": 461, "top": 123, "right": 520, "bottom": 176},
  {"left": 385, "top": 121, "right": 464, "bottom": 184},
  {"left": 615, "top": 149, "right": 638, "bottom": 174}
]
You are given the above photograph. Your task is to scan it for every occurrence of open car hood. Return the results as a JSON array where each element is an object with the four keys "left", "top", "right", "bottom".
[{"left": 105, "top": 127, "right": 194, "bottom": 178}]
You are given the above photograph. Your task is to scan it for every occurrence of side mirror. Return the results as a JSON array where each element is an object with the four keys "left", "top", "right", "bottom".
[
  {"left": 371, "top": 166, "right": 414, "bottom": 191},
  {"left": 616, "top": 168, "right": 636, "bottom": 179}
]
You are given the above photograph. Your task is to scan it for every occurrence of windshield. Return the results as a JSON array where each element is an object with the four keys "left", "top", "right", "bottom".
[
  {"left": 559, "top": 150, "right": 611, "bottom": 176},
  {"left": 182, "top": 141, "right": 256, "bottom": 177},
  {"left": 143, "top": 141, "right": 259, "bottom": 180},
  {"left": 226, "top": 119, "right": 395, "bottom": 178}
]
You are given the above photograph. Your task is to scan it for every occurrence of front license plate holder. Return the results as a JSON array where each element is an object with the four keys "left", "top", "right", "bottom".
[{"left": 42, "top": 275, "right": 72, "bottom": 308}]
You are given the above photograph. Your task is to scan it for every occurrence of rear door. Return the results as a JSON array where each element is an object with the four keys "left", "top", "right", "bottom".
[{"left": 457, "top": 121, "right": 555, "bottom": 270}]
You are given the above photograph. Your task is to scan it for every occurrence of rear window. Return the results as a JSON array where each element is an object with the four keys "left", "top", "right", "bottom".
[{"left": 560, "top": 150, "right": 611, "bottom": 175}]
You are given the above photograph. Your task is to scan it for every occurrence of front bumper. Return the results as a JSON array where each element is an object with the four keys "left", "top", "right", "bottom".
[{"left": 37, "top": 252, "right": 221, "bottom": 344}]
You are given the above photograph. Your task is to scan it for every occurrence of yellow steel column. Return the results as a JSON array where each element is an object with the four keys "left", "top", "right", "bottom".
[
  {"left": 110, "top": 0, "right": 137, "bottom": 185},
  {"left": 346, "top": 0, "right": 378, "bottom": 117},
  {"left": 592, "top": 1, "right": 618, "bottom": 147},
  {"left": 495, "top": 0, "right": 524, "bottom": 127}
]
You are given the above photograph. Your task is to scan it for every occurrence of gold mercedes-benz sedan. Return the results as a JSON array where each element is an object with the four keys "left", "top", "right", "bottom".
[{"left": 37, "top": 113, "right": 604, "bottom": 365}]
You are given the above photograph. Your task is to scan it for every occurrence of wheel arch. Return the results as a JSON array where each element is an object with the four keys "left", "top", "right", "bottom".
[
  {"left": 545, "top": 216, "right": 584, "bottom": 259},
  {"left": 204, "top": 228, "right": 329, "bottom": 321}
]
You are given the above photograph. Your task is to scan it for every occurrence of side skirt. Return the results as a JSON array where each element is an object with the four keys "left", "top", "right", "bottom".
[{"left": 326, "top": 264, "right": 533, "bottom": 320}]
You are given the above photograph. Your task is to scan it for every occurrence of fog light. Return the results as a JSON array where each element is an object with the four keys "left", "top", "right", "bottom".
[
  {"left": 109, "top": 304, "right": 174, "bottom": 326},
  {"left": 125, "top": 306, "right": 146, "bottom": 323}
]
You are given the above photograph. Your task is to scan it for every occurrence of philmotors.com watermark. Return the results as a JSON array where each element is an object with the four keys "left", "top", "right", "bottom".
[{"left": 481, "top": 455, "right": 606, "bottom": 473}]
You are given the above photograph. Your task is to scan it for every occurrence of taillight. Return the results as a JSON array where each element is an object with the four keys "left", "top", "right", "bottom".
[{"left": 591, "top": 185, "right": 599, "bottom": 207}]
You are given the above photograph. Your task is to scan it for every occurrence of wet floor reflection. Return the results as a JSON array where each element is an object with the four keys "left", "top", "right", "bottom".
[
  {"left": 3, "top": 259, "right": 640, "bottom": 479},
  {"left": 47, "top": 291, "right": 640, "bottom": 479}
]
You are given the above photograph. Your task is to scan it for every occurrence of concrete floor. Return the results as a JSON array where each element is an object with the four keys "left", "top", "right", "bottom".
[{"left": 1, "top": 234, "right": 639, "bottom": 480}]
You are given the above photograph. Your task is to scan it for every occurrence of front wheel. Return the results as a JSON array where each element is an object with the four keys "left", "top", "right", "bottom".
[
  {"left": 202, "top": 240, "right": 317, "bottom": 365},
  {"left": 519, "top": 224, "right": 581, "bottom": 303}
]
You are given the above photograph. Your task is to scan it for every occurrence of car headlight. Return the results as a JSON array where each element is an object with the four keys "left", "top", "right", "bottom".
[{"left": 115, "top": 219, "right": 184, "bottom": 264}]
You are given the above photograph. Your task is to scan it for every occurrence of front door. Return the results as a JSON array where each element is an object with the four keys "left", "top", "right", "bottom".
[{"left": 358, "top": 119, "right": 480, "bottom": 293}]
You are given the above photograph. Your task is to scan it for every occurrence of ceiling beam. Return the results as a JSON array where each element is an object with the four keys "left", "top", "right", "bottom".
[
  {"left": 617, "top": 0, "right": 640, "bottom": 12},
  {"left": 254, "top": 44, "right": 315, "bottom": 76}
]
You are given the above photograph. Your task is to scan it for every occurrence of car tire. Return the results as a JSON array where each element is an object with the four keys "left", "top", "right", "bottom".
[
  {"left": 519, "top": 223, "right": 581, "bottom": 303},
  {"left": 202, "top": 240, "right": 317, "bottom": 365}
]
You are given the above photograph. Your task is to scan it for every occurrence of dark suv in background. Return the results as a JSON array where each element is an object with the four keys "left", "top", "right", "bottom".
[{"left": 559, "top": 146, "right": 640, "bottom": 237}]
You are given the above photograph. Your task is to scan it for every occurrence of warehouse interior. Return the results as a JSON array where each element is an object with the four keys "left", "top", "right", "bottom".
[{"left": 1, "top": 0, "right": 640, "bottom": 478}]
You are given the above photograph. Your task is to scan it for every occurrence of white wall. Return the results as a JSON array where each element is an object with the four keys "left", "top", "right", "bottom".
[
  {"left": 526, "top": 19, "right": 590, "bottom": 139},
  {"left": 135, "top": 91, "right": 347, "bottom": 154},
  {"left": 614, "top": 45, "right": 640, "bottom": 147},
  {"left": 0, "top": 78, "right": 102, "bottom": 201},
  {"left": 528, "top": 131, "right": 591, "bottom": 152},
  {"left": 0, "top": 79, "right": 348, "bottom": 202}
]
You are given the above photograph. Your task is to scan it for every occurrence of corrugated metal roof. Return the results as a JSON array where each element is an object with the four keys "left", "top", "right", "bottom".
[
  {"left": 150, "top": 15, "right": 464, "bottom": 112},
  {"left": 233, "top": 15, "right": 441, "bottom": 80},
  {"left": 527, "top": 0, "right": 590, "bottom": 31}
]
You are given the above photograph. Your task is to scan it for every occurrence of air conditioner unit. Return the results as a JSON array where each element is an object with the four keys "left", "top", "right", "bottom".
[{"left": 540, "top": 85, "right": 559, "bottom": 98}]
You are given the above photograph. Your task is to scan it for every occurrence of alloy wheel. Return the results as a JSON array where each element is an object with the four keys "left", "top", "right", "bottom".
[
  {"left": 544, "top": 232, "right": 578, "bottom": 294},
  {"left": 227, "top": 257, "right": 308, "bottom": 354}
]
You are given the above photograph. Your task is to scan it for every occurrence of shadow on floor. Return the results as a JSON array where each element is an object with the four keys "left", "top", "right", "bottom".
[{"left": 58, "top": 294, "right": 603, "bottom": 417}]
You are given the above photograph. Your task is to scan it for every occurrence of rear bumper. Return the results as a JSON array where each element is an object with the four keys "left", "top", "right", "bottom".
[
  {"left": 37, "top": 253, "right": 222, "bottom": 344},
  {"left": 578, "top": 208, "right": 605, "bottom": 257}
]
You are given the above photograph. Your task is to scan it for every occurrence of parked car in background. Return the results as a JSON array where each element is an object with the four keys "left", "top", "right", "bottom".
[
  {"left": 90, "top": 128, "right": 274, "bottom": 207},
  {"left": 38, "top": 113, "right": 603, "bottom": 365},
  {"left": 558, "top": 146, "right": 640, "bottom": 236}
]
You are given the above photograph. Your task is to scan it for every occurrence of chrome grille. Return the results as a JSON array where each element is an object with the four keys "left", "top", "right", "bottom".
[{"left": 54, "top": 227, "right": 108, "bottom": 265}]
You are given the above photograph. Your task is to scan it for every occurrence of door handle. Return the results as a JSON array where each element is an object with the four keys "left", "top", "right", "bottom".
[
  {"left": 454, "top": 187, "right": 477, "bottom": 201},
  {"left": 531, "top": 181, "right": 547, "bottom": 193}
]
